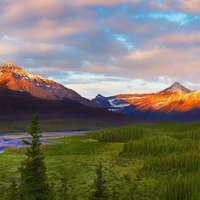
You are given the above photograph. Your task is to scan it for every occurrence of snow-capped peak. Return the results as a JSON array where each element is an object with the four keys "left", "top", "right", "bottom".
[
  {"left": 1, "top": 62, "right": 23, "bottom": 71},
  {"left": 160, "top": 82, "right": 191, "bottom": 93},
  {"left": 0, "top": 62, "right": 49, "bottom": 83},
  {"left": 0, "top": 62, "right": 92, "bottom": 106}
]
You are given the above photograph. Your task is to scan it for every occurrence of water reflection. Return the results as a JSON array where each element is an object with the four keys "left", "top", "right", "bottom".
[{"left": 0, "top": 131, "right": 88, "bottom": 153}]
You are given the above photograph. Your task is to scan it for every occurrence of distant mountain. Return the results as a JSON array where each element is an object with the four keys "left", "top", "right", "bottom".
[
  {"left": 0, "top": 87, "right": 135, "bottom": 124},
  {"left": 0, "top": 62, "right": 136, "bottom": 124},
  {"left": 159, "top": 82, "right": 191, "bottom": 94},
  {"left": 92, "top": 82, "right": 200, "bottom": 122},
  {"left": 91, "top": 94, "right": 130, "bottom": 112},
  {"left": 0, "top": 62, "right": 91, "bottom": 106}
]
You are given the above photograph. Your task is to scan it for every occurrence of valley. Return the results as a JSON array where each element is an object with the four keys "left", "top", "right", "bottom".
[
  {"left": 1, "top": 0, "right": 199, "bottom": 199},
  {"left": 0, "top": 62, "right": 200, "bottom": 199},
  {"left": 1, "top": 122, "right": 200, "bottom": 199}
]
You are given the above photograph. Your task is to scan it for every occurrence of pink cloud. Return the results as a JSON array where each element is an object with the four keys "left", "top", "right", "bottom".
[
  {"left": 3, "top": 0, "right": 63, "bottom": 22},
  {"left": 158, "top": 33, "right": 200, "bottom": 45},
  {"left": 19, "top": 19, "right": 91, "bottom": 40},
  {"left": 0, "top": 41, "right": 58, "bottom": 57},
  {"left": 71, "top": 0, "right": 142, "bottom": 7},
  {"left": 150, "top": 0, "right": 200, "bottom": 14},
  {"left": 122, "top": 47, "right": 200, "bottom": 81},
  {"left": 180, "top": 0, "right": 200, "bottom": 14}
]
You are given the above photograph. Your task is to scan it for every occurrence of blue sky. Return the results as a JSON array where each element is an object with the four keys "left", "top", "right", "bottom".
[{"left": 0, "top": 0, "right": 200, "bottom": 98}]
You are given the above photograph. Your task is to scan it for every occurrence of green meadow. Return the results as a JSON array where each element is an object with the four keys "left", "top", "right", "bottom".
[{"left": 1, "top": 122, "right": 200, "bottom": 199}]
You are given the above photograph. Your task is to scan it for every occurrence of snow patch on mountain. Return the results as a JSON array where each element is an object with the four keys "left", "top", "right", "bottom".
[
  {"left": 160, "top": 82, "right": 191, "bottom": 93},
  {"left": 108, "top": 98, "right": 130, "bottom": 108},
  {"left": 0, "top": 62, "right": 92, "bottom": 106}
]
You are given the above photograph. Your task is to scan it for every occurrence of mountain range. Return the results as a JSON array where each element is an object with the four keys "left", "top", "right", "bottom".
[
  {"left": 2, "top": 62, "right": 200, "bottom": 122},
  {"left": 92, "top": 82, "right": 200, "bottom": 122},
  {"left": 0, "top": 62, "right": 134, "bottom": 124}
]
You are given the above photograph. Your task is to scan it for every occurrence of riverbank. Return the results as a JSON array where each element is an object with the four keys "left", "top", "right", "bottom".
[{"left": 0, "top": 130, "right": 89, "bottom": 153}]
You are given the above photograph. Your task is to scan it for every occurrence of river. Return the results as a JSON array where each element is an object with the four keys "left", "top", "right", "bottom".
[{"left": 0, "top": 131, "right": 88, "bottom": 153}]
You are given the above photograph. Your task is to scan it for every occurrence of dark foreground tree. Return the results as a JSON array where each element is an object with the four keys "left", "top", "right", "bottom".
[
  {"left": 19, "top": 114, "right": 51, "bottom": 200},
  {"left": 91, "top": 162, "right": 107, "bottom": 200}
]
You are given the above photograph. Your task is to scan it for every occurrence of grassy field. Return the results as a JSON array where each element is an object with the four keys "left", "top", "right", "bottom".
[{"left": 1, "top": 122, "right": 200, "bottom": 199}]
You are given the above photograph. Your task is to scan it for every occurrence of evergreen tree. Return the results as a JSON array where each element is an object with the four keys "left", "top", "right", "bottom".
[
  {"left": 91, "top": 162, "right": 107, "bottom": 200},
  {"left": 19, "top": 114, "right": 50, "bottom": 200},
  {"left": 9, "top": 179, "right": 18, "bottom": 200}
]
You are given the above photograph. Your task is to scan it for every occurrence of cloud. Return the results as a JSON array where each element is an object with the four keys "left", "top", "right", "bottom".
[
  {"left": 157, "top": 33, "right": 200, "bottom": 45},
  {"left": 0, "top": 0, "right": 200, "bottom": 97},
  {"left": 180, "top": 0, "right": 200, "bottom": 14},
  {"left": 70, "top": 0, "right": 142, "bottom": 7},
  {"left": 2, "top": 0, "right": 63, "bottom": 22},
  {"left": 120, "top": 47, "right": 200, "bottom": 81}
]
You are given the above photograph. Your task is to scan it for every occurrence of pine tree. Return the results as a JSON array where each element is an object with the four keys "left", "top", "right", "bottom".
[
  {"left": 91, "top": 162, "right": 107, "bottom": 200},
  {"left": 9, "top": 179, "right": 18, "bottom": 200},
  {"left": 19, "top": 114, "right": 50, "bottom": 200}
]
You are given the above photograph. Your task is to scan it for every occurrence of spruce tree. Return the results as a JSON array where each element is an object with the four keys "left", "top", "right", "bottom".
[
  {"left": 19, "top": 114, "right": 50, "bottom": 200},
  {"left": 91, "top": 162, "right": 107, "bottom": 200}
]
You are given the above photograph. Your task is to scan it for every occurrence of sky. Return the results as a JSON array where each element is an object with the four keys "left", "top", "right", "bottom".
[{"left": 0, "top": 0, "right": 200, "bottom": 98}]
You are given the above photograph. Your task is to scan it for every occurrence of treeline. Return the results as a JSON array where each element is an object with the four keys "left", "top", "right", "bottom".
[
  {"left": 88, "top": 125, "right": 152, "bottom": 142},
  {"left": 123, "top": 136, "right": 199, "bottom": 156},
  {"left": 143, "top": 153, "right": 200, "bottom": 174},
  {"left": 121, "top": 125, "right": 200, "bottom": 199},
  {"left": 148, "top": 122, "right": 200, "bottom": 133},
  {"left": 159, "top": 175, "right": 200, "bottom": 200},
  {"left": 0, "top": 119, "right": 107, "bottom": 133},
  {"left": 88, "top": 122, "right": 200, "bottom": 199}
]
